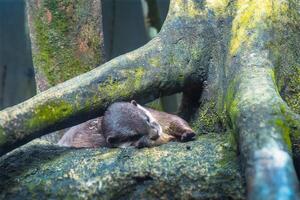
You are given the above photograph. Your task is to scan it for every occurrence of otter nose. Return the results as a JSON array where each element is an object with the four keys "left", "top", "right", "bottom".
[{"left": 150, "top": 131, "right": 159, "bottom": 140}]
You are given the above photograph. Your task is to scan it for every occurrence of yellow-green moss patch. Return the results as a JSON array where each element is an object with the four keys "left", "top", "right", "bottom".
[
  {"left": 230, "top": 0, "right": 288, "bottom": 55},
  {"left": 0, "top": 127, "right": 7, "bottom": 146},
  {"left": 98, "top": 67, "right": 146, "bottom": 101},
  {"left": 26, "top": 101, "right": 73, "bottom": 130},
  {"left": 31, "top": 0, "right": 103, "bottom": 86},
  {"left": 172, "top": 0, "right": 205, "bottom": 17},
  {"left": 149, "top": 57, "right": 161, "bottom": 67},
  {"left": 274, "top": 118, "right": 292, "bottom": 150},
  {"left": 205, "top": 0, "right": 230, "bottom": 17}
]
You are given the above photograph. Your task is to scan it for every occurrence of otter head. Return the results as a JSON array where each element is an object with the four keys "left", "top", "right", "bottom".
[
  {"left": 103, "top": 101, "right": 163, "bottom": 148},
  {"left": 130, "top": 100, "right": 163, "bottom": 140}
]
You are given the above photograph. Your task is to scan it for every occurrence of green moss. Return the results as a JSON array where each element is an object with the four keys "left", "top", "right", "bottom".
[
  {"left": 0, "top": 127, "right": 7, "bottom": 146},
  {"left": 283, "top": 66, "right": 300, "bottom": 114},
  {"left": 274, "top": 118, "right": 292, "bottom": 150},
  {"left": 270, "top": 69, "right": 276, "bottom": 84},
  {"left": 228, "top": 129, "right": 238, "bottom": 147},
  {"left": 171, "top": 0, "right": 208, "bottom": 18},
  {"left": 98, "top": 67, "right": 145, "bottom": 101},
  {"left": 279, "top": 104, "right": 300, "bottom": 141},
  {"left": 134, "top": 68, "right": 144, "bottom": 88},
  {"left": 224, "top": 78, "right": 240, "bottom": 131},
  {"left": 217, "top": 132, "right": 238, "bottom": 167},
  {"left": 205, "top": 0, "right": 230, "bottom": 17},
  {"left": 26, "top": 101, "right": 73, "bottom": 130},
  {"left": 149, "top": 57, "right": 161, "bottom": 67},
  {"left": 146, "top": 99, "right": 164, "bottom": 111},
  {"left": 31, "top": 0, "right": 102, "bottom": 86},
  {"left": 228, "top": 99, "right": 239, "bottom": 124},
  {"left": 230, "top": 0, "right": 288, "bottom": 55},
  {"left": 225, "top": 79, "right": 235, "bottom": 107},
  {"left": 192, "top": 101, "right": 225, "bottom": 133}
]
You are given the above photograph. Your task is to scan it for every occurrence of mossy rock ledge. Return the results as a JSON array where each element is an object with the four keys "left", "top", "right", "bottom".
[{"left": 0, "top": 134, "right": 245, "bottom": 199}]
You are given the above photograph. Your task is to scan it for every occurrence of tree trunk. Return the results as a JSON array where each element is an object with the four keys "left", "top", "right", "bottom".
[
  {"left": 27, "top": 0, "right": 105, "bottom": 91},
  {"left": 0, "top": 0, "right": 300, "bottom": 199}
]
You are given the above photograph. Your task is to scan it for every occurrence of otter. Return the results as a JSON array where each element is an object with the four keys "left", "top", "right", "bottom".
[{"left": 58, "top": 100, "right": 196, "bottom": 148}]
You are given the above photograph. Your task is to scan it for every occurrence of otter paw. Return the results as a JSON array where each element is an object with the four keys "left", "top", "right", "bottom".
[
  {"left": 135, "top": 141, "right": 148, "bottom": 148},
  {"left": 180, "top": 132, "right": 196, "bottom": 142}
]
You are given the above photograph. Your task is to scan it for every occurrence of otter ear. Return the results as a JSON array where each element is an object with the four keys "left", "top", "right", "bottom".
[
  {"left": 106, "top": 136, "right": 118, "bottom": 144},
  {"left": 131, "top": 100, "right": 138, "bottom": 106}
]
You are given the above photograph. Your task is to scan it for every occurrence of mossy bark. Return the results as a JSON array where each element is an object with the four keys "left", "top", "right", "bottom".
[
  {"left": 26, "top": 0, "right": 105, "bottom": 91},
  {"left": 0, "top": 0, "right": 300, "bottom": 199},
  {"left": 0, "top": 134, "right": 245, "bottom": 199}
]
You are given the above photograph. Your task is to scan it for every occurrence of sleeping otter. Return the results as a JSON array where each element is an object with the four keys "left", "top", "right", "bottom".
[
  {"left": 58, "top": 100, "right": 196, "bottom": 148},
  {"left": 102, "top": 101, "right": 162, "bottom": 148}
]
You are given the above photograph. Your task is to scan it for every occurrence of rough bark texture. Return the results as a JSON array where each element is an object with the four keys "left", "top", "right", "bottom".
[
  {"left": 0, "top": 134, "right": 245, "bottom": 199},
  {"left": 26, "top": 0, "right": 105, "bottom": 91},
  {"left": 0, "top": 0, "right": 300, "bottom": 199}
]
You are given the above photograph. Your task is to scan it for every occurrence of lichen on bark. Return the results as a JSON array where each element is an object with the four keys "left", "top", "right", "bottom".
[{"left": 26, "top": 0, "right": 104, "bottom": 89}]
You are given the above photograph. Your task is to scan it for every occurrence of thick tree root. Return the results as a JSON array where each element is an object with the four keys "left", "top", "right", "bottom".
[{"left": 227, "top": 64, "right": 300, "bottom": 199}]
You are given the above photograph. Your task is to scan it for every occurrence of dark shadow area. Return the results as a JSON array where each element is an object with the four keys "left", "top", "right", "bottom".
[
  {"left": 0, "top": 0, "right": 36, "bottom": 110},
  {"left": 102, "top": 0, "right": 169, "bottom": 59},
  {"left": 102, "top": 0, "right": 148, "bottom": 59}
]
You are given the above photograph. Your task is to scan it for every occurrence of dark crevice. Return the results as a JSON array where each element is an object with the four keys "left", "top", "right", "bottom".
[
  {"left": 177, "top": 81, "right": 204, "bottom": 122},
  {"left": 133, "top": 174, "right": 153, "bottom": 183},
  {"left": 145, "top": 0, "right": 163, "bottom": 31}
]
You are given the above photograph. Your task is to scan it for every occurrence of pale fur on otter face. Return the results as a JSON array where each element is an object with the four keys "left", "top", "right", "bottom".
[{"left": 137, "top": 106, "right": 163, "bottom": 136}]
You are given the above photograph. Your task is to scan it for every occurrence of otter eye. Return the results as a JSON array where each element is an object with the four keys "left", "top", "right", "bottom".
[
  {"left": 145, "top": 116, "right": 150, "bottom": 123},
  {"left": 131, "top": 100, "right": 138, "bottom": 106},
  {"left": 106, "top": 136, "right": 118, "bottom": 144}
]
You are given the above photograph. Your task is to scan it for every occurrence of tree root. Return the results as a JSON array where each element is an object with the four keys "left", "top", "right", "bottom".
[{"left": 227, "top": 59, "right": 300, "bottom": 199}]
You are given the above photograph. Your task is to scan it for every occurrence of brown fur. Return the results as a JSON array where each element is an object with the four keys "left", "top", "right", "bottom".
[
  {"left": 58, "top": 103, "right": 195, "bottom": 148},
  {"left": 58, "top": 117, "right": 106, "bottom": 148},
  {"left": 147, "top": 108, "right": 195, "bottom": 141}
]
